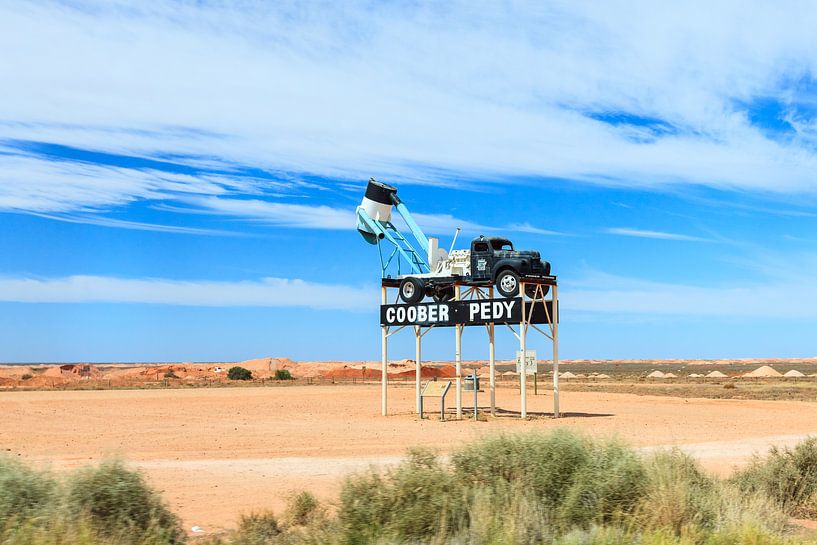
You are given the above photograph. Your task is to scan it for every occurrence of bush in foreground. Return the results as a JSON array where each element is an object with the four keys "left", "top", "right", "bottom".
[
  {"left": 0, "top": 457, "right": 57, "bottom": 527},
  {"left": 1, "top": 432, "right": 814, "bottom": 545},
  {"left": 231, "top": 511, "right": 280, "bottom": 545},
  {"left": 284, "top": 491, "right": 321, "bottom": 527},
  {"left": 228, "top": 367, "right": 253, "bottom": 381},
  {"left": 66, "top": 459, "right": 183, "bottom": 542},
  {"left": 733, "top": 437, "right": 817, "bottom": 518}
]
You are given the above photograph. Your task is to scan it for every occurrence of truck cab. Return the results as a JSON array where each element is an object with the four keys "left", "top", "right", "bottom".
[
  {"left": 470, "top": 237, "right": 512, "bottom": 281},
  {"left": 470, "top": 235, "right": 551, "bottom": 297}
]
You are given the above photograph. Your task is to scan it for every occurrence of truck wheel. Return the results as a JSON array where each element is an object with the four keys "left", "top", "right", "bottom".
[
  {"left": 496, "top": 270, "right": 520, "bottom": 297},
  {"left": 432, "top": 286, "right": 455, "bottom": 303},
  {"left": 399, "top": 277, "right": 425, "bottom": 304}
]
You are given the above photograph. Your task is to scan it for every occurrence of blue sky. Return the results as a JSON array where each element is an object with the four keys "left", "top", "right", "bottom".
[{"left": 3, "top": 1, "right": 817, "bottom": 362}]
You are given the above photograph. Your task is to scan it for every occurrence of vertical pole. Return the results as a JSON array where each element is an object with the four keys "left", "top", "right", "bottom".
[
  {"left": 415, "top": 326, "right": 422, "bottom": 414},
  {"left": 489, "top": 286, "right": 496, "bottom": 416},
  {"left": 473, "top": 370, "right": 477, "bottom": 419},
  {"left": 381, "top": 285, "right": 388, "bottom": 416},
  {"left": 455, "top": 284, "right": 462, "bottom": 419},
  {"left": 552, "top": 283, "right": 560, "bottom": 418},
  {"left": 520, "top": 282, "right": 527, "bottom": 419}
]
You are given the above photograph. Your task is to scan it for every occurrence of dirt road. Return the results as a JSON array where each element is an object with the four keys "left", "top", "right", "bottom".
[{"left": 3, "top": 384, "right": 817, "bottom": 531}]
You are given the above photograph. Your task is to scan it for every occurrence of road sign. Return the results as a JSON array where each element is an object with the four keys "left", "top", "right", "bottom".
[{"left": 516, "top": 350, "right": 538, "bottom": 375}]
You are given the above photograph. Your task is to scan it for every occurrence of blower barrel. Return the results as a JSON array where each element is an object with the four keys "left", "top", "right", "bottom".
[{"left": 356, "top": 178, "right": 397, "bottom": 244}]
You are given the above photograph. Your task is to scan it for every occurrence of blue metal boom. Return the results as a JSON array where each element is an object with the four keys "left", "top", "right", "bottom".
[{"left": 356, "top": 198, "right": 430, "bottom": 277}]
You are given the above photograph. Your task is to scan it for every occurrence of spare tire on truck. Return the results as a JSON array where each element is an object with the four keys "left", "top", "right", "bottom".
[{"left": 399, "top": 277, "right": 425, "bottom": 304}]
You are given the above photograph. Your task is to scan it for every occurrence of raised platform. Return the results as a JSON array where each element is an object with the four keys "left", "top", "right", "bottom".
[{"left": 381, "top": 275, "right": 557, "bottom": 288}]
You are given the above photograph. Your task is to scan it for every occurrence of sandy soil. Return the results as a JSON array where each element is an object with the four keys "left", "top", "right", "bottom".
[{"left": 3, "top": 384, "right": 817, "bottom": 532}]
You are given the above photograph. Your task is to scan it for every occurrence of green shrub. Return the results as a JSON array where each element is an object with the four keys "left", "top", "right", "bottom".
[
  {"left": 284, "top": 491, "right": 320, "bottom": 527},
  {"left": 228, "top": 367, "right": 253, "bottom": 381},
  {"left": 232, "top": 511, "right": 280, "bottom": 545},
  {"left": 338, "top": 448, "right": 465, "bottom": 544},
  {"left": 275, "top": 369, "right": 293, "bottom": 381},
  {"left": 65, "top": 459, "right": 182, "bottom": 542},
  {"left": 732, "top": 437, "right": 817, "bottom": 517},
  {"left": 0, "top": 456, "right": 57, "bottom": 527},
  {"left": 451, "top": 429, "right": 647, "bottom": 529},
  {"left": 636, "top": 449, "right": 720, "bottom": 533}
]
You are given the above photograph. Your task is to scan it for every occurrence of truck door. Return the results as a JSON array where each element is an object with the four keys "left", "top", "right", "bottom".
[{"left": 470, "top": 238, "right": 491, "bottom": 281}]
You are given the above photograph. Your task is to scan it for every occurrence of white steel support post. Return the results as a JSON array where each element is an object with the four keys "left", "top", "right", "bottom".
[
  {"left": 488, "top": 286, "right": 496, "bottom": 416},
  {"left": 415, "top": 325, "right": 422, "bottom": 414},
  {"left": 381, "top": 285, "right": 388, "bottom": 416},
  {"left": 454, "top": 284, "right": 463, "bottom": 419},
  {"left": 552, "top": 284, "right": 560, "bottom": 418},
  {"left": 520, "top": 282, "right": 527, "bottom": 419}
]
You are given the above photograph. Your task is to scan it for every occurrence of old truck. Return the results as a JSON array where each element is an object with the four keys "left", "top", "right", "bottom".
[{"left": 356, "top": 178, "right": 552, "bottom": 304}]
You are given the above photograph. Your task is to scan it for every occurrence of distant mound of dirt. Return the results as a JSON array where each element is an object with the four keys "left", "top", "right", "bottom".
[
  {"left": 706, "top": 371, "right": 728, "bottom": 378},
  {"left": 238, "top": 357, "right": 294, "bottom": 373},
  {"left": 784, "top": 369, "right": 806, "bottom": 378},
  {"left": 743, "top": 365, "right": 782, "bottom": 378},
  {"left": 323, "top": 367, "right": 371, "bottom": 379},
  {"left": 392, "top": 366, "right": 454, "bottom": 379},
  {"left": 647, "top": 371, "right": 666, "bottom": 378}
]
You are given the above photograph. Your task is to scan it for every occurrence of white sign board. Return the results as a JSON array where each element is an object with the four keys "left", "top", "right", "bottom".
[{"left": 516, "top": 350, "right": 538, "bottom": 375}]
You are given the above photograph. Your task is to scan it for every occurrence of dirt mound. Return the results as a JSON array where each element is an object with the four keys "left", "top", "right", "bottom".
[
  {"left": 664, "top": 372, "right": 678, "bottom": 378},
  {"left": 392, "top": 366, "right": 454, "bottom": 379},
  {"left": 647, "top": 370, "right": 666, "bottom": 378},
  {"left": 706, "top": 371, "right": 728, "bottom": 378},
  {"left": 41, "top": 364, "right": 99, "bottom": 380},
  {"left": 0, "top": 366, "right": 34, "bottom": 378},
  {"left": 238, "top": 357, "right": 294, "bottom": 374},
  {"left": 323, "top": 366, "right": 373, "bottom": 379},
  {"left": 560, "top": 372, "right": 578, "bottom": 379},
  {"left": 743, "top": 365, "right": 782, "bottom": 378},
  {"left": 784, "top": 370, "right": 806, "bottom": 378}
]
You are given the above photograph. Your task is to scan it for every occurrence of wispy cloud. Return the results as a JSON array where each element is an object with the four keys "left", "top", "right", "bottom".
[
  {"left": 30, "top": 212, "right": 243, "bottom": 236},
  {"left": 605, "top": 227, "right": 710, "bottom": 242},
  {"left": 2, "top": 0, "right": 817, "bottom": 212},
  {"left": 0, "top": 275, "right": 373, "bottom": 310},
  {"left": 564, "top": 270, "right": 817, "bottom": 318},
  {"left": 185, "top": 195, "right": 560, "bottom": 236}
]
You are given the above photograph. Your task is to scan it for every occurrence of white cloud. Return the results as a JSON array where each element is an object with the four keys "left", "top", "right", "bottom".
[
  {"left": 186, "top": 195, "right": 559, "bottom": 236},
  {"left": 2, "top": 0, "right": 817, "bottom": 215},
  {"left": 605, "top": 227, "right": 710, "bottom": 242},
  {"left": 0, "top": 150, "right": 268, "bottom": 213},
  {"left": 5, "top": 269, "right": 817, "bottom": 319},
  {"left": 564, "top": 270, "right": 817, "bottom": 318},
  {"left": 0, "top": 275, "right": 373, "bottom": 310},
  {"left": 30, "top": 212, "right": 243, "bottom": 236}
]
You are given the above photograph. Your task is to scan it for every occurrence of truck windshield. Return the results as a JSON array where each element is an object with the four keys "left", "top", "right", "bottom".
[{"left": 491, "top": 240, "right": 513, "bottom": 251}]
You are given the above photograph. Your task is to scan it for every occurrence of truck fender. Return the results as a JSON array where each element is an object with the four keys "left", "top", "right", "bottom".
[{"left": 491, "top": 260, "right": 524, "bottom": 280}]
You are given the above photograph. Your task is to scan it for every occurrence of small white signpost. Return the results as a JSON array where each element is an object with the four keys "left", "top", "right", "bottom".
[{"left": 516, "top": 349, "right": 538, "bottom": 375}]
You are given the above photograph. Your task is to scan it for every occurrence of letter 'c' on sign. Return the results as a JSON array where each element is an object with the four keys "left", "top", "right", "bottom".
[{"left": 386, "top": 307, "right": 396, "bottom": 322}]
